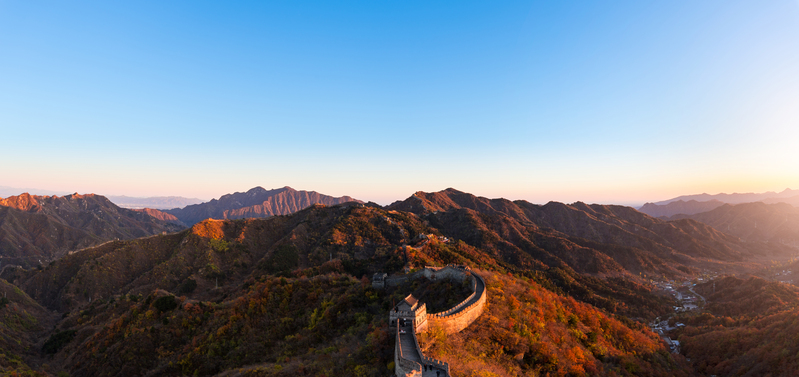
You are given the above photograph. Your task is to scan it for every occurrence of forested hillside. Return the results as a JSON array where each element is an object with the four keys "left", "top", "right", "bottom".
[
  {"left": 0, "top": 193, "right": 185, "bottom": 268},
  {"left": 423, "top": 271, "right": 692, "bottom": 376},
  {"left": 0, "top": 197, "right": 701, "bottom": 375},
  {"left": 3, "top": 190, "right": 798, "bottom": 375},
  {"left": 677, "top": 276, "right": 799, "bottom": 376}
]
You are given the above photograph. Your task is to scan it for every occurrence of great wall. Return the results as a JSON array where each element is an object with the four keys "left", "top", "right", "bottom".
[{"left": 373, "top": 265, "right": 487, "bottom": 377}]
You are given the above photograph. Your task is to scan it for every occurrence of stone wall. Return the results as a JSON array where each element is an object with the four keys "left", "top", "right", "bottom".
[
  {"left": 384, "top": 265, "right": 470, "bottom": 287},
  {"left": 388, "top": 265, "right": 488, "bottom": 376},
  {"left": 384, "top": 265, "right": 488, "bottom": 335},
  {"left": 429, "top": 292, "right": 486, "bottom": 334},
  {"left": 420, "top": 265, "right": 471, "bottom": 282},
  {"left": 432, "top": 276, "right": 478, "bottom": 317},
  {"left": 421, "top": 355, "right": 451, "bottom": 375},
  {"left": 429, "top": 271, "right": 487, "bottom": 334},
  {"left": 389, "top": 305, "right": 429, "bottom": 333},
  {"left": 408, "top": 320, "right": 449, "bottom": 376},
  {"left": 384, "top": 273, "right": 416, "bottom": 287},
  {"left": 394, "top": 322, "right": 422, "bottom": 377}
]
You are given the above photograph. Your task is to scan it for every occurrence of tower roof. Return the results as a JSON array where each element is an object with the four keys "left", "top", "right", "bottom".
[{"left": 403, "top": 294, "right": 418, "bottom": 308}]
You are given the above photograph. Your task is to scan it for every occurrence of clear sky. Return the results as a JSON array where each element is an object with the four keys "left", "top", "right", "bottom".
[{"left": 2, "top": 1, "right": 798, "bottom": 205}]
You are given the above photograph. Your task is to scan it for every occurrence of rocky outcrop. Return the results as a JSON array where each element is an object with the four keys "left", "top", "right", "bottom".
[{"left": 166, "top": 186, "right": 361, "bottom": 226}]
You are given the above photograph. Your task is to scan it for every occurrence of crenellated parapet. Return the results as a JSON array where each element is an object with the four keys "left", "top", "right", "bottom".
[
  {"left": 394, "top": 321, "right": 423, "bottom": 377},
  {"left": 421, "top": 355, "right": 451, "bottom": 375},
  {"left": 381, "top": 264, "right": 473, "bottom": 288},
  {"left": 428, "top": 270, "right": 487, "bottom": 334},
  {"left": 390, "top": 294, "right": 429, "bottom": 333},
  {"left": 386, "top": 265, "right": 487, "bottom": 376}
]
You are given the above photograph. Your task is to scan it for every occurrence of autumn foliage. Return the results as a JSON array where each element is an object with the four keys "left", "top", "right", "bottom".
[
  {"left": 679, "top": 276, "right": 799, "bottom": 376},
  {"left": 422, "top": 271, "right": 692, "bottom": 377}
]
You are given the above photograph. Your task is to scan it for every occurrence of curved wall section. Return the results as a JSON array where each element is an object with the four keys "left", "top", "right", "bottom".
[
  {"left": 429, "top": 270, "right": 487, "bottom": 334},
  {"left": 385, "top": 265, "right": 487, "bottom": 376}
]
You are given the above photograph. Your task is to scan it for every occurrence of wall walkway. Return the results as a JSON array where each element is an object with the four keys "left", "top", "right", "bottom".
[{"left": 387, "top": 265, "right": 487, "bottom": 377}]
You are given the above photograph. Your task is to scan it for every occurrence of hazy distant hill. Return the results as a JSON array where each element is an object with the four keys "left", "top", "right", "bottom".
[
  {"left": 642, "top": 189, "right": 799, "bottom": 218},
  {"left": 762, "top": 195, "right": 799, "bottom": 207},
  {"left": 668, "top": 202, "right": 799, "bottom": 247},
  {"left": 653, "top": 188, "right": 799, "bottom": 206},
  {"left": 165, "top": 186, "right": 361, "bottom": 226},
  {"left": 106, "top": 195, "right": 203, "bottom": 209},
  {"left": 638, "top": 199, "right": 725, "bottom": 218},
  {"left": 0, "top": 193, "right": 185, "bottom": 268}
]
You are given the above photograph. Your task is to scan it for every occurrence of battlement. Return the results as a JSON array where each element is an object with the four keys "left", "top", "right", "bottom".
[
  {"left": 421, "top": 355, "right": 451, "bottom": 375},
  {"left": 430, "top": 276, "right": 479, "bottom": 317},
  {"left": 387, "top": 265, "right": 488, "bottom": 376},
  {"left": 379, "top": 264, "right": 472, "bottom": 288},
  {"left": 429, "top": 270, "right": 487, "bottom": 333},
  {"left": 395, "top": 321, "right": 423, "bottom": 377}
]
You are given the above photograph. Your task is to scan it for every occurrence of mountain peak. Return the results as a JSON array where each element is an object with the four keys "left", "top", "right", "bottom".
[
  {"left": 166, "top": 187, "right": 361, "bottom": 225},
  {"left": 245, "top": 186, "right": 295, "bottom": 196},
  {"left": 66, "top": 193, "right": 98, "bottom": 200},
  {"left": 246, "top": 187, "right": 268, "bottom": 195},
  {"left": 0, "top": 192, "right": 41, "bottom": 211}
]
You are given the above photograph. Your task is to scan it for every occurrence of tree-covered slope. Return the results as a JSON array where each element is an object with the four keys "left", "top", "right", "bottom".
[
  {"left": 10, "top": 192, "right": 791, "bottom": 375},
  {"left": 0, "top": 193, "right": 185, "bottom": 268}
]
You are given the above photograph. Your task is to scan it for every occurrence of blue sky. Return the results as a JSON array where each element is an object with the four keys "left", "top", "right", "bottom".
[{"left": 2, "top": 1, "right": 799, "bottom": 205}]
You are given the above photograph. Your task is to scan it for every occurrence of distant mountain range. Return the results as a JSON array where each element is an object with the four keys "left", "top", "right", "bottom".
[
  {"left": 639, "top": 200, "right": 726, "bottom": 218},
  {"left": 639, "top": 188, "right": 799, "bottom": 218},
  {"left": 762, "top": 195, "right": 799, "bottom": 206},
  {"left": 652, "top": 188, "right": 799, "bottom": 205},
  {"left": 0, "top": 186, "right": 204, "bottom": 210},
  {"left": 668, "top": 202, "right": 799, "bottom": 248},
  {"left": 106, "top": 195, "right": 204, "bottom": 210},
  {"left": 388, "top": 188, "right": 792, "bottom": 275},
  {"left": 0, "top": 193, "right": 185, "bottom": 268},
  {"left": 0, "top": 186, "right": 362, "bottom": 268},
  {"left": 165, "top": 186, "right": 362, "bottom": 226}
]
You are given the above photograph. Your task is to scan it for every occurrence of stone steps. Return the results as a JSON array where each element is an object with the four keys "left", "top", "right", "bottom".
[
  {"left": 391, "top": 266, "right": 487, "bottom": 377},
  {"left": 399, "top": 325, "right": 421, "bottom": 361}
]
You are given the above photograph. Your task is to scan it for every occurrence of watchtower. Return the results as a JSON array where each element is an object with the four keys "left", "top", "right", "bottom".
[
  {"left": 372, "top": 272, "right": 388, "bottom": 289},
  {"left": 390, "top": 294, "right": 429, "bottom": 333}
]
